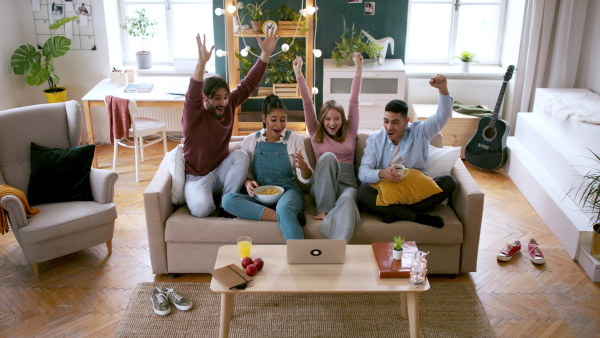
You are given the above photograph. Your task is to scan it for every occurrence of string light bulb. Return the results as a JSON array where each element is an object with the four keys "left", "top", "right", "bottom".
[
  {"left": 214, "top": 8, "right": 225, "bottom": 16},
  {"left": 299, "top": 9, "right": 307, "bottom": 16},
  {"left": 227, "top": 5, "right": 237, "bottom": 13},
  {"left": 313, "top": 49, "right": 322, "bottom": 58},
  {"left": 312, "top": 87, "right": 319, "bottom": 95},
  {"left": 216, "top": 49, "right": 228, "bottom": 57},
  {"left": 306, "top": 6, "right": 318, "bottom": 15},
  {"left": 281, "top": 44, "right": 289, "bottom": 52},
  {"left": 240, "top": 46, "right": 250, "bottom": 57}
]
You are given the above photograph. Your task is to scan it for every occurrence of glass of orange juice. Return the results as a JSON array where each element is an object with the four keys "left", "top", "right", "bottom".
[{"left": 237, "top": 236, "right": 252, "bottom": 259}]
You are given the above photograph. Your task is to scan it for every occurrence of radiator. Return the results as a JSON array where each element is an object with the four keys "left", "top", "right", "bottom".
[
  {"left": 138, "top": 107, "right": 183, "bottom": 134},
  {"left": 408, "top": 79, "right": 503, "bottom": 111}
]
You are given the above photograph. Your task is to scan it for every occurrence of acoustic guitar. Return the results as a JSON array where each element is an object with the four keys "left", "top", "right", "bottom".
[{"left": 465, "top": 65, "right": 515, "bottom": 171}]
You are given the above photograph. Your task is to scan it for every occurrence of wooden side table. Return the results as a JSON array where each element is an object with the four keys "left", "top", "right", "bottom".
[{"left": 413, "top": 104, "right": 481, "bottom": 159}]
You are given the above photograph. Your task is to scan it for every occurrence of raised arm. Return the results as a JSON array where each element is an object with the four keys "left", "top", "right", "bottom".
[
  {"left": 421, "top": 74, "right": 453, "bottom": 139},
  {"left": 294, "top": 56, "right": 318, "bottom": 136},
  {"left": 192, "top": 34, "right": 214, "bottom": 82},
  {"left": 347, "top": 52, "right": 363, "bottom": 133}
]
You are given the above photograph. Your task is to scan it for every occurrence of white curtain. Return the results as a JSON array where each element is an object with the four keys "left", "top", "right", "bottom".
[{"left": 508, "top": 0, "right": 588, "bottom": 132}]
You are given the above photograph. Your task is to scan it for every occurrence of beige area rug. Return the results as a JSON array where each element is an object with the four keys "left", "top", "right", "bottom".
[{"left": 116, "top": 282, "right": 495, "bottom": 337}]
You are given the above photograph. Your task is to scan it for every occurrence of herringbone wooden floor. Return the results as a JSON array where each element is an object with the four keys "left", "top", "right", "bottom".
[{"left": 0, "top": 140, "right": 599, "bottom": 337}]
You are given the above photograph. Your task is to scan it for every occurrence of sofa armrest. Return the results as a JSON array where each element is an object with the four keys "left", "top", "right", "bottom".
[
  {"left": 1, "top": 194, "right": 28, "bottom": 229},
  {"left": 89, "top": 168, "right": 118, "bottom": 204},
  {"left": 143, "top": 157, "right": 175, "bottom": 274},
  {"left": 450, "top": 159, "right": 485, "bottom": 273}
]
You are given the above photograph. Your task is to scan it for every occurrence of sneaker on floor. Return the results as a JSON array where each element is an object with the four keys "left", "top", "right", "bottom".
[
  {"left": 151, "top": 287, "right": 171, "bottom": 315},
  {"left": 161, "top": 287, "right": 193, "bottom": 310},
  {"left": 528, "top": 238, "right": 545, "bottom": 264},
  {"left": 497, "top": 240, "right": 521, "bottom": 262}
]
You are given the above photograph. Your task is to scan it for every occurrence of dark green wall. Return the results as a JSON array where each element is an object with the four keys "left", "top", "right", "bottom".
[{"left": 212, "top": 0, "right": 408, "bottom": 111}]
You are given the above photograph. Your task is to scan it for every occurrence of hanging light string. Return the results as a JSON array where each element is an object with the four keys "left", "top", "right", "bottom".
[{"left": 239, "top": 0, "right": 306, "bottom": 59}]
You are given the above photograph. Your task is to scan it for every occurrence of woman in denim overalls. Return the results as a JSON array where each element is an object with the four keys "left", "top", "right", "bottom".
[{"left": 222, "top": 95, "right": 313, "bottom": 240}]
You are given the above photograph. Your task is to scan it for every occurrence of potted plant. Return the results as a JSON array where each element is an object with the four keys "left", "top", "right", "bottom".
[
  {"left": 572, "top": 149, "right": 600, "bottom": 259},
  {"left": 453, "top": 50, "right": 479, "bottom": 72},
  {"left": 240, "top": 0, "right": 268, "bottom": 33},
  {"left": 235, "top": 46, "right": 259, "bottom": 96},
  {"left": 120, "top": 7, "right": 158, "bottom": 69},
  {"left": 331, "top": 18, "right": 382, "bottom": 67},
  {"left": 391, "top": 236, "right": 405, "bottom": 260},
  {"left": 11, "top": 16, "right": 79, "bottom": 103},
  {"left": 265, "top": 38, "right": 304, "bottom": 97},
  {"left": 273, "top": 4, "right": 305, "bottom": 33}
]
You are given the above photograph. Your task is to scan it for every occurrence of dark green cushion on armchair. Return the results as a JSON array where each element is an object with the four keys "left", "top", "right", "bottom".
[{"left": 28, "top": 142, "right": 95, "bottom": 205}]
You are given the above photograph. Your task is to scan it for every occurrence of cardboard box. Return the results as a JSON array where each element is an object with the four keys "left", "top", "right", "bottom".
[{"left": 578, "top": 245, "right": 600, "bottom": 282}]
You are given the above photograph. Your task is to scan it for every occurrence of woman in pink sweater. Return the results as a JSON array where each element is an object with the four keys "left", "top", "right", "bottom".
[{"left": 293, "top": 52, "right": 363, "bottom": 242}]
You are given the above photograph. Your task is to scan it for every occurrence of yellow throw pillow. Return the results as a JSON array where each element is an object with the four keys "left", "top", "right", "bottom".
[{"left": 370, "top": 169, "right": 443, "bottom": 206}]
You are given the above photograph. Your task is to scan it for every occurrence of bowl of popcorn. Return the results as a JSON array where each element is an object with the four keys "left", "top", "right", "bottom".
[{"left": 253, "top": 185, "right": 284, "bottom": 205}]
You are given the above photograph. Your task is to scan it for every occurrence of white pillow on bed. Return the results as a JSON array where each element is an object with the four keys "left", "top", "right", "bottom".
[
  {"left": 425, "top": 145, "right": 461, "bottom": 178},
  {"left": 168, "top": 144, "right": 186, "bottom": 205}
]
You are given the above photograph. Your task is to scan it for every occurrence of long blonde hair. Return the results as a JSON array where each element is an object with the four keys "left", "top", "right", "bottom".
[{"left": 313, "top": 100, "right": 348, "bottom": 143}]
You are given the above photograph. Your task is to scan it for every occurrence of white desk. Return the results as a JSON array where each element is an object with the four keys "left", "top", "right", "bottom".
[{"left": 82, "top": 76, "right": 190, "bottom": 167}]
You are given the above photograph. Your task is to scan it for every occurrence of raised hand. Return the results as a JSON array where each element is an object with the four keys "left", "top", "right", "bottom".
[
  {"left": 293, "top": 55, "right": 303, "bottom": 78},
  {"left": 257, "top": 26, "right": 280, "bottom": 63},
  {"left": 196, "top": 33, "right": 214, "bottom": 66},
  {"left": 429, "top": 74, "right": 449, "bottom": 95},
  {"left": 352, "top": 52, "right": 363, "bottom": 66}
]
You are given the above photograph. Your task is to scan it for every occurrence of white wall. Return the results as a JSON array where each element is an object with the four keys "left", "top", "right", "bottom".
[{"left": 576, "top": 0, "right": 600, "bottom": 93}]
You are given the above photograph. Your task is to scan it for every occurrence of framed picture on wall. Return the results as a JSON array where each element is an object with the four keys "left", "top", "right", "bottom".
[{"left": 365, "top": 2, "right": 375, "bottom": 15}]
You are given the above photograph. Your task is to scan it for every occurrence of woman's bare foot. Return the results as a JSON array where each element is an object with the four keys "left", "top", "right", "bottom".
[{"left": 313, "top": 212, "right": 327, "bottom": 220}]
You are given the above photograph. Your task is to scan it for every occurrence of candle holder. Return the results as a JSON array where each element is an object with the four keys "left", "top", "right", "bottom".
[{"left": 409, "top": 251, "right": 429, "bottom": 287}]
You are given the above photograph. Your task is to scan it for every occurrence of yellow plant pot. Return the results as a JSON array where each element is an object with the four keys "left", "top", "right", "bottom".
[{"left": 44, "top": 87, "right": 67, "bottom": 103}]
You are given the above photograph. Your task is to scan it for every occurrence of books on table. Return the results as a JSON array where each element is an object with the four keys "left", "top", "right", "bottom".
[{"left": 124, "top": 83, "right": 154, "bottom": 93}]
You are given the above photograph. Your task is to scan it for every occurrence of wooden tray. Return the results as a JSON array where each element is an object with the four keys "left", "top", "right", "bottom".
[{"left": 371, "top": 241, "right": 418, "bottom": 278}]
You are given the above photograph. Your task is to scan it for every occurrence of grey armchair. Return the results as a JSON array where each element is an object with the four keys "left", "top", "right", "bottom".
[{"left": 0, "top": 101, "right": 118, "bottom": 276}]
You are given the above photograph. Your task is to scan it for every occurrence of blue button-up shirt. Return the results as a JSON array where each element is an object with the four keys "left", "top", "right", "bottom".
[{"left": 358, "top": 94, "right": 454, "bottom": 184}]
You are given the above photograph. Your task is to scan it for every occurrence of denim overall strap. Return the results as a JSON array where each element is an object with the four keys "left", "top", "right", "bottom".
[{"left": 252, "top": 132, "right": 297, "bottom": 190}]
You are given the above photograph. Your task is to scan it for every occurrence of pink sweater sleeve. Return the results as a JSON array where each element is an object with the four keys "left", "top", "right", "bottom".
[
  {"left": 298, "top": 76, "right": 318, "bottom": 137},
  {"left": 347, "top": 75, "right": 361, "bottom": 134}
]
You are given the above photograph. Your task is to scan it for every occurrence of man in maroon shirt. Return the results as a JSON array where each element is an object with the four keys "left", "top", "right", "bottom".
[{"left": 182, "top": 30, "right": 279, "bottom": 218}]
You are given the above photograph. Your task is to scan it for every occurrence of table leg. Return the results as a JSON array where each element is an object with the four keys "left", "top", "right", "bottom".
[
  {"left": 406, "top": 292, "right": 420, "bottom": 338},
  {"left": 219, "top": 293, "right": 235, "bottom": 338},
  {"left": 82, "top": 100, "right": 98, "bottom": 168},
  {"left": 400, "top": 293, "right": 408, "bottom": 319}
]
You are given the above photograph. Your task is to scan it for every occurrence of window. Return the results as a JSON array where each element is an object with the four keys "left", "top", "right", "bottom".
[
  {"left": 406, "top": 0, "right": 507, "bottom": 65},
  {"left": 119, "top": 0, "right": 214, "bottom": 69}
]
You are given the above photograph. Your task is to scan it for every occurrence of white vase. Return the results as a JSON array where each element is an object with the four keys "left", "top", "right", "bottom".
[
  {"left": 392, "top": 249, "right": 402, "bottom": 260},
  {"left": 460, "top": 61, "right": 471, "bottom": 72}
]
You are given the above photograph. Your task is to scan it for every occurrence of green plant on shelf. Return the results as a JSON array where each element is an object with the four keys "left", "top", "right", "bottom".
[
  {"left": 331, "top": 18, "right": 382, "bottom": 67},
  {"left": 235, "top": 46, "right": 257, "bottom": 78},
  {"left": 265, "top": 38, "right": 305, "bottom": 84}
]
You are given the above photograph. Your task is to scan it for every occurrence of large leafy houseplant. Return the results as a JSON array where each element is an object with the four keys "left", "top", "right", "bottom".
[
  {"left": 11, "top": 16, "right": 79, "bottom": 93},
  {"left": 571, "top": 149, "right": 600, "bottom": 258},
  {"left": 331, "top": 18, "right": 382, "bottom": 67}
]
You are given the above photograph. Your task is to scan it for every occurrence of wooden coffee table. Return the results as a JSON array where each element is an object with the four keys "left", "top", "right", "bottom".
[{"left": 210, "top": 245, "right": 430, "bottom": 338}]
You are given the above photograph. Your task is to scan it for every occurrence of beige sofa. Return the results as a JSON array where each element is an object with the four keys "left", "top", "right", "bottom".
[{"left": 144, "top": 132, "right": 484, "bottom": 275}]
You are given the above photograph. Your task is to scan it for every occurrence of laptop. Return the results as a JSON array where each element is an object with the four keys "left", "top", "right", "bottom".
[{"left": 286, "top": 239, "right": 347, "bottom": 264}]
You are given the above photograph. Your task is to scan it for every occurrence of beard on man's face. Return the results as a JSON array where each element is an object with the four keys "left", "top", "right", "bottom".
[{"left": 206, "top": 101, "right": 225, "bottom": 119}]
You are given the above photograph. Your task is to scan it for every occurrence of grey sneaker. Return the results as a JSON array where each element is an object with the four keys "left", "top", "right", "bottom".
[
  {"left": 151, "top": 287, "right": 170, "bottom": 315},
  {"left": 161, "top": 287, "right": 193, "bottom": 310}
]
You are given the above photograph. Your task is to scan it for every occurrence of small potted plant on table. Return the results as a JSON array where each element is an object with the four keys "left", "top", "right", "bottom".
[
  {"left": 392, "top": 236, "right": 405, "bottom": 260},
  {"left": 240, "top": 0, "right": 267, "bottom": 33},
  {"left": 121, "top": 7, "right": 158, "bottom": 69}
]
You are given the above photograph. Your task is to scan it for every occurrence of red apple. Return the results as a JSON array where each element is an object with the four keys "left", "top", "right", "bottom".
[
  {"left": 241, "top": 257, "right": 253, "bottom": 268},
  {"left": 253, "top": 258, "right": 264, "bottom": 271},
  {"left": 245, "top": 264, "right": 257, "bottom": 276}
]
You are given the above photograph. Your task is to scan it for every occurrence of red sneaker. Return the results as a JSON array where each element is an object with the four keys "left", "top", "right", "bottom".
[
  {"left": 497, "top": 240, "right": 521, "bottom": 262},
  {"left": 528, "top": 238, "right": 545, "bottom": 264}
]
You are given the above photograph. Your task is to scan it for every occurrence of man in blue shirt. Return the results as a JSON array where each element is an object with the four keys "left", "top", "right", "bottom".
[{"left": 357, "top": 74, "right": 456, "bottom": 228}]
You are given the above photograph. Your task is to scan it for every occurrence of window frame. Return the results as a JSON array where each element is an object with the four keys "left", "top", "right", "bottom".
[
  {"left": 118, "top": 0, "right": 214, "bottom": 69},
  {"left": 405, "top": 0, "right": 508, "bottom": 65}
]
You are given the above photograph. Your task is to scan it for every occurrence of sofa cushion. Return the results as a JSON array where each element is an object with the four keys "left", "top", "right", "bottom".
[
  {"left": 370, "top": 169, "right": 443, "bottom": 205},
  {"left": 426, "top": 145, "right": 461, "bottom": 178},
  {"left": 167, "top": 144, "right": 186, "bottom": 205},
  {"left": 28, "top": 142, "right": 95, "bottom": 205}
]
